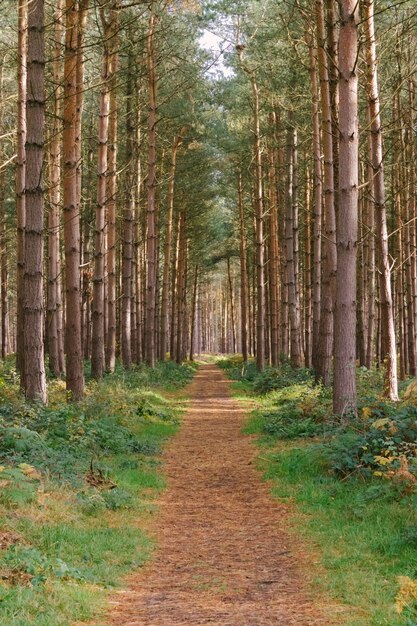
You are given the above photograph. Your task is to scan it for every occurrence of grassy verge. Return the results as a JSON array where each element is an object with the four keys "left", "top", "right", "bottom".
[
  {"left": 218, "top": 356, "right": 417, "bottom": 626},
  {"left": 0, "top": 358, "right": 197, "bottom": 626}
]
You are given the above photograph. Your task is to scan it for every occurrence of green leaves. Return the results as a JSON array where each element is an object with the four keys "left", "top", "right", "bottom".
[{"left": 0, "top": 547, "right": 87, "bottom": 587}]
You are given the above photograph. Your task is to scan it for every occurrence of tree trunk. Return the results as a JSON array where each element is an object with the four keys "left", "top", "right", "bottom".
[
  {"left": 305, "top": 169, "right": 312, "bottom": 368},
  {"left": 238, "top": 171, "right": 249, "bottom": 363},
  {"left": 189, "top": 264, "right": 198, "bottom": 361},
  {"left": 307, "top": 28, "right": 322, "bottom": 372},
  {"left": 170, "top": 211, "right": 180, "bottom": 360},
  {"left": 363, "top": 0, "right": 398, "bottom": 400},
  {"left": 63, "top": 0, "right": 84, "bottom": 399},
  {"left": 144, "top": 8, "right": 158, "bottom": 367},
  {"left": 47, "top": 0, "right": 65, "bottom": 377},
  {"left": 76, "top": 0, "right": 88, "bottom": 361},
  {"left": 333, "top": 0, "right": 359, "bottom": 416},
  {"left": 285, "top": 115, "right": 302, "bottom": 368},
  {"left": 268, "top": 114, "right": 280, "bottom": 367},
  {"left": 105, "top": 1, "right": 119, "bottom": 373},
  {"left": 91, "top": 6, "right": 111, "bottom": 379},
  {"left": 16, "top": 0, "right": 27, "bottom": 379},
  {"left": 24, "top": 0, "right": 47, "bottom": 402},
  {"left": 316, "top": 0, "right": 336, "bottom": 385},
  {"left": 160, "top": 129, "right": 185, "bottom": 361},
  {"left": 175, "top": 211, "right": 185, "bottom": 364},
  {"left": 121, "top": 47, "right": 135, "bottom": 370},
  {"left": 227, "top": 257, "right": 236, "bottom": 353},
  {"left": 251, "top": 77, "right": 265, "bottom": 371}
]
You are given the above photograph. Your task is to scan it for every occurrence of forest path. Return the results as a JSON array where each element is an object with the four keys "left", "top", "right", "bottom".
[{"left": 107, "top": 364, "right": 333, "bottom": 625}]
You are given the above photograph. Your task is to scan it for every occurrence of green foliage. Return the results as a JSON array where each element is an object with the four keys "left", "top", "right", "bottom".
[
  {"left": 260, "top": 382, "right": 331, "bottom": 438},
  {"left": 253, "top": 363, "right": 313, "bottom": 394},
  {"left": 324, "top": 402, "right": 417, "bottom": 479},
  {"left": 0, "top": 547, "right": 86, "bottom": 587},
  {"left": 133, "top": 360, "right": 197, "bottom": 390},
  {"left": 0, "top": 361, "right": 192, "bottom": 483},
  {"left": 0, "top": 358, "right": 193, "bottom": 626},
  {"left": 233, "top": 358, "right": 417, "bottom": 624},
  {"left": 101, "top": 487, "right": 133, "bottom": 511},
  {"left": 261, "top": 441, "right": 417, "bottom": 625},
  {"left": 217, "top": 355, "right": 257, "bottom": 381}
]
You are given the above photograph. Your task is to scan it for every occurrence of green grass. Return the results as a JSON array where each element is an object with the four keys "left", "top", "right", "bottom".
[
  {"left": 258, "top": 440, "right": 417, "bottom": 625},
  {"left": 220, "top": 356, "right": 417, "bottom": 625},
  {"left": 0, "top": 358, "right": 195, "bottom": 626}
]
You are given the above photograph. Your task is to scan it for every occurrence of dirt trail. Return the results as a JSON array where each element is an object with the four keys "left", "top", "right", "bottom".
[{"left": 108, "top": 364, "right": 333, "bottom": 625}]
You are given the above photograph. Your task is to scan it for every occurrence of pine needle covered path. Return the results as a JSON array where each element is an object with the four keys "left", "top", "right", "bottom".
[{"left": 107, "top": 364, "right": 332, "bottom": 625}]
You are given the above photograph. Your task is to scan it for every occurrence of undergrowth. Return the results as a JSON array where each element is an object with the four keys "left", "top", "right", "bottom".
[
  {"left": 0, "top": 357, "right": 195, "bottom": 626},
  {"left": 220, "top": 355, "right": 417, "bottom": 625}
]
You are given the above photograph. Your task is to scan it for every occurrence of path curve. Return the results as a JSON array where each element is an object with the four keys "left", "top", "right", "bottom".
[{"left": 108, "top": 364, "right": 332, "bottom": 625}]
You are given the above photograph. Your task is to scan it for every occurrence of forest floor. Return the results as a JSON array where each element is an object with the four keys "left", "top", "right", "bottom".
[{"left": 107, "top": 363, "right": 335, "bottom": 626}]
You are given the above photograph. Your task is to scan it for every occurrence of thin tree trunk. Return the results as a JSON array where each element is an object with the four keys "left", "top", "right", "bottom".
[
  {"left": 316, "top": 0, "right": 336, "bottom": 385},
  {"left": 175, "top": 212, "right": 185, "bottom": 364},
  {"left": 307, "top": 28, "right": 322, "bottom": 372},
  {"left": 305, "top": 169, "right": 312, "bottom": 368},
  {"left": 76, "top": 0, "right": 88, "bottom": 362},
  {"left": 160, "top": 128, "right": 185, "bottom": 361},
  {"left": 145, "top": 8, "right": 157, "bottom": 367},
  {"left": 238, "top": 171, "right": 248, "bottom": 363},
  {"left": 105, "top": 1, "right": 119, "bottom": 373},
  {"left": 246, "top": 76, "right": 265, "bottom": 371},
  {"left": 0, "top": 65, "right": 7, "bottom": 358},
  {"left": 365, "top": 127, "right": 376, "bottom": 368},
  {"left": 285, "top": 116, "right": 302, "bottom": 368},
  {"left": 16, "top": 0, "right": 27, "bottom": 379},
  {"left": 363, "top": 0, "right": 398, "bottom": 400},
  {"left": 63, "top": 0, "right": 84, "bottom": 399},
  {"left": 189, "top": 264, "right": 198, "bottom": 361},
  {"left": 47, "top": 0, "right": 64, "bottom": 377},
  {"left": 268, "top": 114, "right": 279, "bottom": 367},
  {"left": 169, "top": 212, "right": 180, "bottom": 360},
  {"left": 91, "top": 6, "right": 110, "bottom": 379},
  {"left": 122, "top": 49, "right": 135, "bottom": 370},
  {"left": 227, "top": 257, "right": 236, "bottom": 353}
]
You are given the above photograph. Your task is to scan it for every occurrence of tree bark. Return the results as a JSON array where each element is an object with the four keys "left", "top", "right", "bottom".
[
  {"left": 91, "top": 6, "right": 111, "bottom": 379},
  {"left": 189, "top": 264, "right": 198, "bottom": 361},
  {"left": 285, "top": 115, "right": 302, "bottom": 368},
  {"left": 105, "top": 1, "right": 119, "bottom": 373},
  {"left": 333, "top": 0, "right": 359, "bottom": 416},
  {"left": 47, "top": 0, "right": 65, "bottom": 377},
  {"left": 315, "top": 0, "right": 336, "bottom": 385},
  {"left": 363, "top": 0, "right": 398, "bottom": 400},
  {"left": 307, "top": 28, "right": 322, "bottom": 373},
  {"left": 268, "top": 114, "right": 280, "bottom": 367},
  {"left": 16, "top": 0, "right": 27, "bottom": 380},
  {"left": 63, "top": 0, "right": 84, "bottom": 399},
  {"left": 160, "top": 128, "right": 185, "bottom": 361},
  {"left": 24, "top": 0, "right": 47, "bottom": 402},
  {"left": 121, "top": 46, "right": 135, "bottom": 369},
  {"left": 145, "top": 7, "right": 157, "bottom": 367},
  {"left": 237, "top": 171, "right": 249, "bottom": 363},
  {"left": 251, "top": 77, "right": 265, "bottom": 371}
]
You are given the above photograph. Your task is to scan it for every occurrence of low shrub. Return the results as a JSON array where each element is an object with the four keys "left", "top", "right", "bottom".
[
  {"left": 256, "top": 381, "right": 332, "bottom": 440},
  {"left": 253, "top": 363, "right": 313, "bottom": 394},
  {"left": 324, "top": 402, "right": 417, "bottom": 479},
  {"left": 217, "top": 356, "right": 258, "bottom": 382}
]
